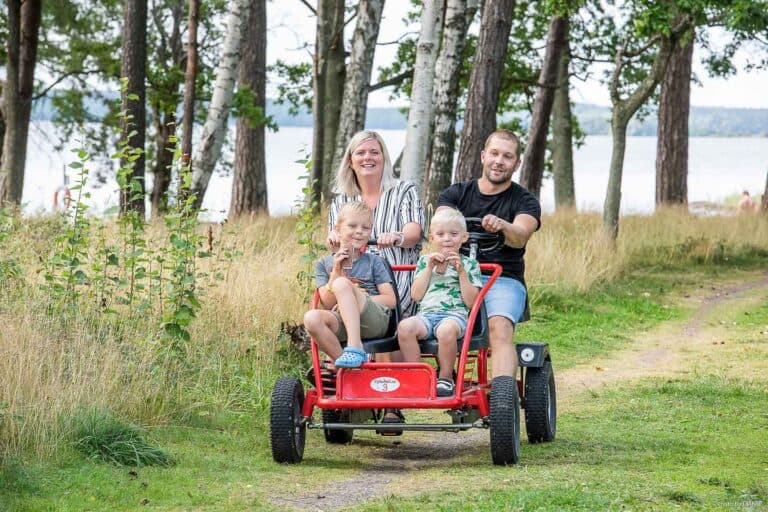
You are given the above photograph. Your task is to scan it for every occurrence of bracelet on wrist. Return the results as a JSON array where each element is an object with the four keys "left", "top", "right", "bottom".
[{"left": 393, "top": 231, "right": 405, "bottom": 247}]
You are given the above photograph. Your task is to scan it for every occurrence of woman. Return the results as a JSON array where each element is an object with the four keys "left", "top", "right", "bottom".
[
  {"left": 327, "top": 130, "right": 425, "bottom": 431},
  {"left": 327, "top": 130, "right": 425, "bottom": 317}
]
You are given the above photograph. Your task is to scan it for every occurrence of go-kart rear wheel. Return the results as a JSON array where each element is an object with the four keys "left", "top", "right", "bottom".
[
  {"left": 524, "top": 360, "right": 557, "bottom": 443},
  {"left": 322, "top": 409, "right": 354, "bottom": 444},
  {"left": 489, "top": 375, "right": 521, "bottom": 465},
  {"left": 270, "top": 377, "right": 306, "bottom": 463}
]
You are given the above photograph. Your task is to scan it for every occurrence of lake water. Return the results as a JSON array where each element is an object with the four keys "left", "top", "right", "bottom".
[{"left": 23, "top": 123, "right": 768, "bottom": 220}]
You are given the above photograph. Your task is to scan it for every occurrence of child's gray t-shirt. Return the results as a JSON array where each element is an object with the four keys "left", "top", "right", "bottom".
[{"left": 315, "top": 252, "right": 392, "bottom": 296}]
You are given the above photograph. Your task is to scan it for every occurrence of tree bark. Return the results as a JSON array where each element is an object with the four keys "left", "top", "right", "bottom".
[
  {"left": 332, "top": 0, "right": 385, "bottom": 176},
  {"left": 149, "top": 2, "right": 185, "bottom": 216},
  {"left": 400, "top": 0, "right": 444, "bottom": 188},
  {"left": 424, "top": 0, "right": 478, "bottom": 208},
  {"left": 655, "top": 28, "right": 694, "bottom": 208},
  {"left": 551, "top": 36, "right": 575, "bottom": 210},
  {"left": 603, "top": 34, "right": 678, "bottom": 239},
  {"left": 230, "top": 0, "right": 268, "bottom": 217},
  {"left": 519, "top": 15, "right": 568, "bottom": 198},
  {"left": 120, "top": 0, "right": 148, "bottom": 216},
  {"left": 181, "top": 0, "right": 199, "bottom": 165},
  {"left": 310, "top": 0, "right": 345, "bottom": 208},
  {"left": 454, "top": 0, "right": 515, "bottom": 182},
  {"left": 0, "top": 0, "right": 42, "bottom": 207},
  {"left": 190, "top": 0, "right": 250, "bottom": 209}
]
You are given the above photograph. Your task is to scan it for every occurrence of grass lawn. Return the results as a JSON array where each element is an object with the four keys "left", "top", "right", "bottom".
[{"left": 2, "top": 266, "right": 767, "bottom": 511}]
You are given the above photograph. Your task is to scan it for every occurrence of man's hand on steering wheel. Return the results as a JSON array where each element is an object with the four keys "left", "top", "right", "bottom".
[{"left": 481, "top": 214, "right": 507, "bottom": 233}]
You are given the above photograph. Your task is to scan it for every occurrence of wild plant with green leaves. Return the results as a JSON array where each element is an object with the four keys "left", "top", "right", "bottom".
[
  {"left": 0, "top": 208, "right": 22, "bottom": 286},
  {"left": 293, "top": 154, "right": 326, "bottom": 302},
  {"left": 42, "top": 146, "right": 93, "bottom": 305}
]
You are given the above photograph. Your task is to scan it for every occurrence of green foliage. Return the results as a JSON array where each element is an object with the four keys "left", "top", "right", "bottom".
[
  {"left": 0, "top": 208, "right": 22, "bottom": 287},
  {"left": 232, "top": 85, "right": 278, "bottom": 131},
  {"left": 43, "top": 146, "right": 93, "bottom": 304},
  {"left": 0, "top": 454, "right": 37, "bottom": 493},
  {"left": 268, "top": 60, "right": 313, "bottom": 115},
  {"left": 72, "top": 409, "right": 174, "bottom": 467},
  {"left": 293, "top": 154, "right": 326, "bottom": 303}
]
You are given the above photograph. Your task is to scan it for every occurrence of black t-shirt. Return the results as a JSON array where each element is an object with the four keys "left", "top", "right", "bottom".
[{"left": 437, "top": 180, "right": 541, "bottom": 283}]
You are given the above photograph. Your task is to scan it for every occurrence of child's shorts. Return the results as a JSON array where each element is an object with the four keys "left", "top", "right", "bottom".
[
  {"left": 332, "top": 296, "right": 391, "bottom": 342},
  {"left": 417, "top": 311, "right": 468, "bottom": 341}
]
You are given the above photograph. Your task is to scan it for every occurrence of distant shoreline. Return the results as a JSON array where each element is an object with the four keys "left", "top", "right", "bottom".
[{"left": 31, "top": 96, "right": 768, "bottom": 138}]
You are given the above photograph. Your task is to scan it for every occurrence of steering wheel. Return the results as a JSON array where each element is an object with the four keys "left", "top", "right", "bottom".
[{"left": 462, "top": 217, "right": 506, "bottom": 256}]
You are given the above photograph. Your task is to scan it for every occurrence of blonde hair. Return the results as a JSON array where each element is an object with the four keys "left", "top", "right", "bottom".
[
  {"left": 336, "top": 201, "right": 373, "bottom": 226},
  {"left": 334, "top": 130, "right": 397, "bottom": 196},
  {"left": 429, "top": 207, "right": 467, "bottom": 233}
]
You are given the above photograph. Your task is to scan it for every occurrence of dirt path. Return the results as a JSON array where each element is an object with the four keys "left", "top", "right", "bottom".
[{"left": 270, "top": 273, "right": 768, "bottom": 512}]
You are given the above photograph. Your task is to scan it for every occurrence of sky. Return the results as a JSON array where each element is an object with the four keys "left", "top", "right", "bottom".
[{"left": 267, "top": 1, "right": 768, "bottom": 110}]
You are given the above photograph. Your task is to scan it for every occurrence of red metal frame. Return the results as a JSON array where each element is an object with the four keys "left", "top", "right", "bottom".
[{"left": 302, "top": 263, "right": 503, "bottom": 420}]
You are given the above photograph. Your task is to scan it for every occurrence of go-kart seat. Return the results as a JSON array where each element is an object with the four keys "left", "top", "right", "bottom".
[
  {"left": 361, "top": 260, "right": 402, "bottom": 354},
  {"left": 417, "top": 300, "right": 490, "bottom": 355}
]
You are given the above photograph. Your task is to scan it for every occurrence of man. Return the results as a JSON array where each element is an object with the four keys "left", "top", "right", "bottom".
[
  {"left": 437, "top": 129, "right": 541, "bottom": 381},
  {"left": 738, "top": 190, "right": 757, "bottom": 214}
]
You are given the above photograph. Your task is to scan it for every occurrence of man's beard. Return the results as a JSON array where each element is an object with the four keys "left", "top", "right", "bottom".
[{"left": 485, "top": 168, "right": 511, "bottom": 184}]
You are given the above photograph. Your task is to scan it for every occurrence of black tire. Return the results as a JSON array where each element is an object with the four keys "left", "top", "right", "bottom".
[
  {"left": 489, "top": 375, "right": 521, "bottom": 465},
  {"left": 524, "top": 360, "right": 557, "bottom": 443},
  {"left": 270, "top": 377, "right": 306, "bottom": 464},
  {"left": 321, "top": 409, "right": 354, "bottom": 444}
]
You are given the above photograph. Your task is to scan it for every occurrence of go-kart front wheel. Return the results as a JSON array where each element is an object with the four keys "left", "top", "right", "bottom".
[
  {"left": 270, "top": 377, "right": 306, "bottom": 463},
  {"left": 524, "top": 360, "right": 557, "bottom": 443},
  {"left": 489, "top": 375, "right": 521, "bottom": 465}
]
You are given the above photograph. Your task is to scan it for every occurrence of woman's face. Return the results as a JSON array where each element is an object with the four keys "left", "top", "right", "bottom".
[{"left": 349, "top": 138, "right": 384, "bottom": 181}]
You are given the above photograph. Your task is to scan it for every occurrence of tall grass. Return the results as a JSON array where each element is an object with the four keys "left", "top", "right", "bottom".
[{"left": 1, "top": 208, "right": 767, "bottom": 460}]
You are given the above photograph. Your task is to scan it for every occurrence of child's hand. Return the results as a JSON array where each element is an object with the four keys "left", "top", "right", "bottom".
[
  {"left": 332, "top": 246, "right": 351, "bottom": 271},
  {"left": 445, "top": 253, "right": 464, "bottom": 273},
  {"left": 427, "top": 252, "right": 447, "bottom": 274}
]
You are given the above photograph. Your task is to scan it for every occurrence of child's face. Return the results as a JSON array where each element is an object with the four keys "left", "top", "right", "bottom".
[
  {"left": 336, "top": 212, "right": 373, "bottom": 248},
  {"left": 430, "top": 221, "right": 468, "bottom": 253}
]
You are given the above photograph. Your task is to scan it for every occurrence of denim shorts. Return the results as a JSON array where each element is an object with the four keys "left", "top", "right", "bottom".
[
  {"left": 482, "top": 275, "right": 527, "bottom": 324},
  {"left": 417, "top": 311, "right": 468, "bottom": 340}
]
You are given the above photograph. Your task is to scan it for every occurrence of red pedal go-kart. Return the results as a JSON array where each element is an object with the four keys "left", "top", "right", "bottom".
[{"left": 270, "top": 218, "right": 556, "bottom": 465}]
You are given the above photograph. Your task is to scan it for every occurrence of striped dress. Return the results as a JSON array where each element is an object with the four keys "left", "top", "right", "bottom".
[{"left": 328, "top": 180, "right": 426, "bottom": 316}]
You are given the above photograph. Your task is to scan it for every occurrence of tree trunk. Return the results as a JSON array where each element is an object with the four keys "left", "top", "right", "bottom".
[
  {"left": 120, "top": 0, "right": 148, "bottom": 216},
  {"left": 181, "top": 0, "right": 199, "bottom": 165},
  {"left": 332, "top": 0, "right": 385, "bottom": 175},
  {"left": 150, "top": 2, "right": 185, "bottom": 216},
  {"left": 655, "top": 28, "right": 694, "bottom": 208},
  {"left": 551, "top": 34, "right": 575, "bottom": 209},
  {"left": 454, "top": 0, "right": 515, "bottom": 182},
  {"left": 0, "top": 0, "right": 42, "bottom": 207},
  {"left": 762, "top": 169, "right": 768, "bottom": 213},
  {"left": 190, "top": 0, "right": 250, "bottom": 209},
  {"left": 400, "top": 0, "right": 444, "bottom": 188},
  {"left": 310, "top": 0, "right": 345, "bottom": 208},
  {"left": 519, "top": 15, "right": 568, "bottom": 198},
  {"left": 230, "top": 0, "right": 268, "bottom": 217},
  {"left": 603, "top": 34, "right": 678, "bottom": 239},
  {"left": 424, "top": 0, "right": 478, "bottom": 208}
]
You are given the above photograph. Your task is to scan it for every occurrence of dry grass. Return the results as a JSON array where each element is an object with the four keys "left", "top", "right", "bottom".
[{"left": 1, "top": 208, "right": 767, "bottom": 458}]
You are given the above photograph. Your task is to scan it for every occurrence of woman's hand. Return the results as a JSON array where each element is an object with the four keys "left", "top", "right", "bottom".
[{"left": 377, "top": 231, "right": 404, "bottom": 248}]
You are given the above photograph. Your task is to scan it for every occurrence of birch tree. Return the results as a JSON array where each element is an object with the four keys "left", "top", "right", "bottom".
[
  {"left": 423, "top": 0, "right": 478, "bottom": 207},
  {"left": 190, "top": 0, "right": 251, "bottom": 209},
  {"left": 0, "top": 0, "right": 42, "bottom": 207},
  {"left": 454, "top": 0, "right": 515, "bottom": 182},
  {"left": 399, "top": 0, "right": 444, "bottom": 187},
  {"left": 331, "top": 0, "right": 385, "bottom": 175}
]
